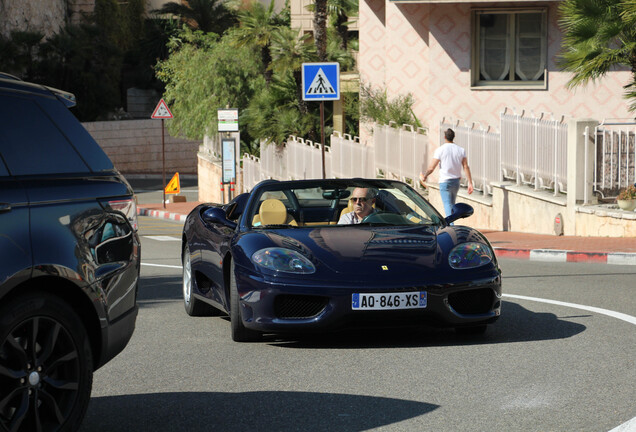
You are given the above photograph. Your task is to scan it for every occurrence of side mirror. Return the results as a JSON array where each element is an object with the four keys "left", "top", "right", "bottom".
[
  {"left": 445, "top": 203, "right": 474, "bottom": 224},
  {"left": 202, "top": 207, "right": 237, "bottom": 230}
]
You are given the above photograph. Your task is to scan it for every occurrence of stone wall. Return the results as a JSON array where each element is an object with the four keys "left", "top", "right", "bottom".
[
  {"left": 197, "top": 153, "right": 223, "bottom": 204},
  {"left": 0, "top": 0, "right": 95, "bottom": 38},
  {"left": 83, "top": 119, "right": 200, "bottom": 175}
]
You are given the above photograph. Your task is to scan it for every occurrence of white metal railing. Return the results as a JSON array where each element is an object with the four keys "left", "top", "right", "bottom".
[
  {"left": 241, "top": 153, "right": 264, "bottom": 191},
  {"left": 500, "top": 108, "right": 568, "bottom": 196},
  {"left": 441, "top": 119, "right": 500, "bottom": 196},
  {"left": 585, "top": 120, "right": 636, "bottom": 201},
  {"left": 286, "top": 137, "right": 332, "bottom": 180},
  {"left": 330, "top": 131, "right": 375, "bottom": 178},
  {"left": 373, "top": 123, "right": 428, "bottom": 185},
  {"left": 240, "top": 110, "right": 573, "bottom": 198}
]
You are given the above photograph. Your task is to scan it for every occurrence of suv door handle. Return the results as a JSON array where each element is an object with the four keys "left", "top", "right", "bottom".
[{"left": 0, "top": 203, "right": 11, "bottom": 212}]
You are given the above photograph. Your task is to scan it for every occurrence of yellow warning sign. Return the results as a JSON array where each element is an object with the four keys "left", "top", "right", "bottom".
[{"left": 165, "top": 172, "right": 180, "bottom": 194}]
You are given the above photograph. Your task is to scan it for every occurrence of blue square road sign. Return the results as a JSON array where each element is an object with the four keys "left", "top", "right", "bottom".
[{"left": 302, "top": 62, "right": 340, "bottom": 101}]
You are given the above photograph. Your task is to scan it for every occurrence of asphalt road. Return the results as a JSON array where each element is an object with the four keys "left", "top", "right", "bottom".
[{"left": 80, "top": 216, "right": 636, "bottom": 432}]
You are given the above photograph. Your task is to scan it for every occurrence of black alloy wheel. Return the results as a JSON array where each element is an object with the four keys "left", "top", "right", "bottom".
[{"left": 0, "top": 292, "right": 93, "bottom": 432}]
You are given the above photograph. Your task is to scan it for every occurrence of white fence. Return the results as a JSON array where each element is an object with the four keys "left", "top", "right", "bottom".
[
  {"left": 440, "top": 109, "right": 568, "bottom": 197},
  {"left": 499, "top": 108, "right": 568, "bottom": 195},
  {"left": 440, "top": 119, "right": 500, "bottom": 196},
  {"left": 241, "top": 124, "right": 428, "bottom": 191},
  {"left": 374, "top": 123, "right": 428, "bottom": 184},
  {"left": 240, "top": 108, "right": 577, "bottom": 198},
  {"left": 585, "top": 121, "right": 636, "bottom": 201}
]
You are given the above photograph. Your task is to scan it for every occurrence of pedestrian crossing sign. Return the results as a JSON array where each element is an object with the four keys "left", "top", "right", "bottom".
[{"left": 302, "top": 62, "right": 340, "bottom": 101}]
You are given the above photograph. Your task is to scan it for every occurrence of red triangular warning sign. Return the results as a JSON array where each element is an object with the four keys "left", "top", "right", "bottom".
[
  {"left": 151, "top": 99, "right": 173, "bottom": 119},
  {"left": 165, "top": 172, "right": 180, "bottom": 194}
]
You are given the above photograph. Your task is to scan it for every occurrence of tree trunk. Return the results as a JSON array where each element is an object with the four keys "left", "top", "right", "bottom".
[{"left": 313, "top": 0, "right": 327, "bottom": 61}]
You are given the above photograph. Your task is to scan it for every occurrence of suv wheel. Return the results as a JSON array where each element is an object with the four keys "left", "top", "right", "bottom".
[{"left": 0, "top": 292, "right": 93, "bottom": 432}]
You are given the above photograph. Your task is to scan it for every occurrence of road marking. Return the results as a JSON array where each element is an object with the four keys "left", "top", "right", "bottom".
[
  {"left": 141, "top": 263, "right": 182, "bottom": 269},
  {"left": 503, "top": 294, "right": 636, "bottom": 326},
  {"left": 143, "top": 235, "right": 180, "bottom": 241},
  {"left": 609, "top": 416, "right": 636, "bottom": 432}
]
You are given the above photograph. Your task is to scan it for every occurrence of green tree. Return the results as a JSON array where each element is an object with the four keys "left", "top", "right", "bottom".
[
  {"left": 360, "top": 83, "right": 422, "bottom": 128},
  {"left": 270, "top": 27, "right": 316, "bottom": 115},
  {"left": 232, "top": 0, "right": 288, "bottom": 84},
  {"left": 156, "top": 29, "right": 264, "bottom": 143},
  {"left": 558, "top": 0, "right": 636, "bottom": 112},
  {"left": 152, "top": 0, "right": 237, "bottom": 34}
]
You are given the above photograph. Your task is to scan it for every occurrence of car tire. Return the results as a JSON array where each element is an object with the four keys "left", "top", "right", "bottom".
[
  {"left": 183, "top": 245, "right": 217, "bottom": 316},
  {"left": 455, "top": 325, "right": 488, "bottom": 335},
  {"left": 229, "top": 261, "right": 260, "bottom": 342},
  {"left": 0, "top": 291, "right": 93, "bottom": 432}
]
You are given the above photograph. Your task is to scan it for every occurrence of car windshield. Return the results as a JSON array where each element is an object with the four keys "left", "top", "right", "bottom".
[{"left": 246, "top": 179, "right": 443, "bottom": 228}]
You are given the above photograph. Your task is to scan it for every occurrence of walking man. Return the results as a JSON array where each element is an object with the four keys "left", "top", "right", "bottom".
[{"left": 419, "top": 128, "right": 473, "bottom": 217}]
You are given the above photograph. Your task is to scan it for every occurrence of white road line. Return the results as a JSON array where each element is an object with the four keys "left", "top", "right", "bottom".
[
  {"left": 503, "top": 294, "right": 636, "bottom": 326},
  {"left": 141, "top": 263, "right": 182, "bottom": 269},
  {"left": 609, "top": 416, "right": 636, "bottom": 432},
  {"left": 143, "top": 235, "right": 181, "bottom": 241}
]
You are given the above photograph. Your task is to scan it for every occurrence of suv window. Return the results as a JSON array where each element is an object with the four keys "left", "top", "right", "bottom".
[
  {"left": 0, "top": 93, "right": 90, "bottom": 175},
  {"left": 37, "top": 97, "right": 113, "bottom": 172}
]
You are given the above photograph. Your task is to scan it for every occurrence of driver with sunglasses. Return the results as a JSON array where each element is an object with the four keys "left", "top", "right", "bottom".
[{"left": 338, "top": 187, "right": 377, "bottom": 224}]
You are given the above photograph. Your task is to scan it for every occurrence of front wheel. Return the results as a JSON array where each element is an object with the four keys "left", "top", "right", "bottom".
[
  {"left": 183, "top": 245, "right": 217, "bottom": 316},
  {"left": 229, "top": 261, "right": 261, "bottom": 342},
  {"left": 0, "top": 292, "right": 93, "bottom": 432}
]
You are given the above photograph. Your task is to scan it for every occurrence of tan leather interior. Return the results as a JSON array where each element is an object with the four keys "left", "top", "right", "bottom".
[{"left": 252, "top": 199, "right": 297, "bottom": 226}]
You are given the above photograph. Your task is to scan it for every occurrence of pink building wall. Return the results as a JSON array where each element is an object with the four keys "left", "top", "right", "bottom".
[{"left": 359, "top": 0, "right": 633, "bottom": 155}]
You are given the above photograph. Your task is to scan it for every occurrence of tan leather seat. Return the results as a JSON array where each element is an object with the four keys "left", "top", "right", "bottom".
[{"left": 253, "top": 199, "right": 298, "bottom": 226}]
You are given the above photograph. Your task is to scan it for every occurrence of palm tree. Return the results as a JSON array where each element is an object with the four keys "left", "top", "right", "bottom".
[
  {"left": 558, "top": 0, "right": 636, "bottom": 112},
  {"left": 233, "top": 0, "right": 285, "bottom": 84},
  {"left": 327, "top": 0, "right": 357, "bottom": 51},
  {"left": 270, "top": 27, "right": 316, "bottom": 115},
  {"left": 152, "top": 0, "right": 236, "bottom": 34},
  {"left": 313, "top": 0, "right": 328, "bottom": 61}
]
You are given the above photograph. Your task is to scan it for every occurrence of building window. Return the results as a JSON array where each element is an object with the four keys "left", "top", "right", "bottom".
[{"left": 472, "top": 9, "right": 547, "bottom": 89}]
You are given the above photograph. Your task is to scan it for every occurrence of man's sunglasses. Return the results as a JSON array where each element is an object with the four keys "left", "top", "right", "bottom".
[{"left": 350, "top": 197, "right": 369, "bottom": 203}]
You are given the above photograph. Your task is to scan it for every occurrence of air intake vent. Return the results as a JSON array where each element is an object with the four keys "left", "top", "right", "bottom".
[
  {"left": 448, "top": 288, "right": 494, "bottom": 315},
  {"left": 274, "top": 295, "right": 329, "bottom": 319}
]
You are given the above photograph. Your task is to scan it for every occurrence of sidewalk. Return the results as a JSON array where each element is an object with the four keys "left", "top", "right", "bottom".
[{"left": 138, "top": 201, "right": 636, "bottom": 266}]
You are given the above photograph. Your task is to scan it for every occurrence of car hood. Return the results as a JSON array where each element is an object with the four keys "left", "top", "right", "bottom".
[{"left": 241, "top": 225, "right": 454, "bottom": 277}]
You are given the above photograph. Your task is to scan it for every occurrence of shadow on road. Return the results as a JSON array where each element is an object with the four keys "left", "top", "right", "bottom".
[
  {"left": 266, "top": 301, "right": 586, "bottom": 349},
  {"left": 135, "top": 274, "right": 587, "bottom": 348},
  {"left": 81, "top": 391, "right": 437, "bottom": 432}
]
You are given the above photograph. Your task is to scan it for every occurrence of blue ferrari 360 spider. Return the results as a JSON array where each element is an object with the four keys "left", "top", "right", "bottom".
[{"left": 181, "top": 178, "right": 501, "bottom": 341}]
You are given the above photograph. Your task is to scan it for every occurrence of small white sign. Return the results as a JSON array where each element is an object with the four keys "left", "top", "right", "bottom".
[{"left": 218, "top": 108, "right": 239, "bottom": 132}]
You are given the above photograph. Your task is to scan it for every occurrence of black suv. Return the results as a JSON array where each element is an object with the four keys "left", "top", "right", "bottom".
[{"left": 0, "top": 75, "right": 140, "bottom": 431}]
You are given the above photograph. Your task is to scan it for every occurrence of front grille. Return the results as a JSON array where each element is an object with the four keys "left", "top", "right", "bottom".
[
  {"left": 447, "top": 288, "right": 494, "bottom": 315},
  {"left": 274, "top": 295, "right": 329, "bottom": 319}
]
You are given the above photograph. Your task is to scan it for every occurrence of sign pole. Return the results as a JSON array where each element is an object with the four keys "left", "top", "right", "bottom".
[
  {"left": 151, "top": 99, "right": 173, "bottom": 209},
  {"left": 162, "top": 118, "right": 166, "bottom": 209},
  {"left": 320, "top": 101, "right": 326, "bottom": 179},
  {"left": 301, "top": 63, "right": 339, "bottom": 179}
]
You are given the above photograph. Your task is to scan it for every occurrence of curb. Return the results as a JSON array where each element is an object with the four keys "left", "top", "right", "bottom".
[
  {"left": 494, "top": 248, "right": 636, "bottom": 266},
  {"left": 138, "top": 207, "right": 187, "bottom": 222},
  {"left": 136, "top": 208, "right": 636, "bottom": 266}
]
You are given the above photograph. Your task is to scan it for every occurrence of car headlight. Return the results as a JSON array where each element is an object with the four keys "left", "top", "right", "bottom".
[
  {"left": 252, "top": 248, "right": 316, "bottom": 274},
  {"left": 448, "top": 242, "right": 494, "bottom": 269}
]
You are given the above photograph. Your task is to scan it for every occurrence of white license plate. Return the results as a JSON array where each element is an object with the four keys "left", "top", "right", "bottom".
[{"left": 352, "top": 292, "right": 427, "bottom": 310}]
